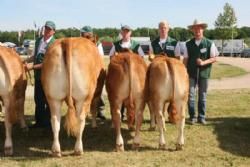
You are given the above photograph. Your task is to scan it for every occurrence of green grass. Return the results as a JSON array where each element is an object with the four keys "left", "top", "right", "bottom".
[
  {"left": 0, "top": 89, "right": 250, "bottom": 166},
  {"left": 1, "top": 57, "right": 249, "bottom": 166},
  {"left": 211, "top": 62, "right": 248, "bottom": 79}
]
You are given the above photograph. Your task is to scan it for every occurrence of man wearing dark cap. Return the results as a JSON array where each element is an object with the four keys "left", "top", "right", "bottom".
[
  {"left": 183, "top": 19, "right": 218, "bottom": 125},
  {"left": 109, "top": 25, "right": 144, "bottom": 57},
  {"left": 80, "top": 25, "right": 106, "bottom": 120},
  {"left": 25, "top": 21, "right": 56, "bottom": 128},
  {"left": 80, "top": 26, "right": 104, "bottom": 56}
]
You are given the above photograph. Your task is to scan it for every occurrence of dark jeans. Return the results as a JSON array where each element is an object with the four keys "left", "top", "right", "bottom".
[
  {"left": 34, "top": 79, "right": 51, "bottom": 127},
  {"left": 188, "top": 77, "right": 208, "bottom": 121}
]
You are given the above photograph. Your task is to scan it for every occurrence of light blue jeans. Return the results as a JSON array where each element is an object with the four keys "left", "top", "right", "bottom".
[{"left": 188, "top": 77, "right": 208, "bottom": 121}]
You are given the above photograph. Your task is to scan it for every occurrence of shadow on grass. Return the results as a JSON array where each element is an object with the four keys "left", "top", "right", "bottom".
[
  {"left": 208, "top": 117, "right": 250, "bottom": 158},
  {"left": 0, "top": 116, "right": 134, "bottom": 159}
]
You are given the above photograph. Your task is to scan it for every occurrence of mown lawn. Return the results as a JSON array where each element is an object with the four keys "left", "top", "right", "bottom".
[{"left": 0, "top": 89, "right": 249, "bottom": 167}]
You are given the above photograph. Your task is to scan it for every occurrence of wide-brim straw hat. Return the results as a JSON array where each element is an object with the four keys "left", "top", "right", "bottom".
[{"left": 188, "top": 19, "right": 207, "bottom": 29}]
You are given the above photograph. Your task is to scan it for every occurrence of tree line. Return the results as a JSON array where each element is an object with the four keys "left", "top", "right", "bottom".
[{"left": 1, "top": 26, "right": 250, "bottom": 46}]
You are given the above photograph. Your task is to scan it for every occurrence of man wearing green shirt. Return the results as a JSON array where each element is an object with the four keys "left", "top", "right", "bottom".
[
  {"left": 109, "top": 25, "right": 145, "bottom": 57},
  {"left": 25, "top": 21, "right": 56, "bottom": 128},
  {"left": 183, "top": 19, "right": 218, "bottom": 125},
  {"left": 150, "top": 20, "right": 179, "bottom": 58}
]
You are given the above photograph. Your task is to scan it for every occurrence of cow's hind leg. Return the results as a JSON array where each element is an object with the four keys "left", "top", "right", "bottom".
[
  {"left": 49, "top": 99, "right": 62, "bottom": 157},
  {"left": 175, "top": 100, "right": 186, "bottom": 151},
  {"left": 3, "top": 98, "right": 13, "bottom": 156},
  {"left": 111, "top": 102, "right": 124, "bottom": 152},
  {"left": 17, "top": 97, "right": 27, "bottom": 131},
  {"left": 133, "top": 99, "right": 145, "bottom": 149},
  {"left": 154, "top": 101, "right": 166, "bottom": 150},
  {"left": 74, "top": 101, "right": 89, "bottom": 155},
  {"left": 148, "top": 102, "right": 156, "bottom": 131}
]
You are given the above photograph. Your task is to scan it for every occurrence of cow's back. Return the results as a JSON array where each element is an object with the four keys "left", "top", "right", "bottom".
[
  {"left": 147, "top": 56, "right": 188, "bottom": 102},
  {"left": 106, "top": 52, "right": 147, "bottom": 102}
]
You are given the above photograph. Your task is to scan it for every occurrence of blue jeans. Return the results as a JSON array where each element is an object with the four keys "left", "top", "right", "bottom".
[{"left": 188, "top": 77, "right": 208, "bottom": 121}]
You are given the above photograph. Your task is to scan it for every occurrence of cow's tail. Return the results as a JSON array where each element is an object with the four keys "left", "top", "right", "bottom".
[
  {"left": 125, "top": 54, "right": 135, "bottom": 126},
  {"left": 166, "top": 58, "right": 179, "bottom": 123},
  {"left": 63, "top": 38, "right": 79, "bottom": 137}
]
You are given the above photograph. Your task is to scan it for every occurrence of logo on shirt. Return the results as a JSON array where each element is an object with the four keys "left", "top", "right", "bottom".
[
  {"left": 200, "top": 48, "right": 207, "bottom": 53},
  {"left": 166, "top": 45, "right": 175, "bottom": 51}
]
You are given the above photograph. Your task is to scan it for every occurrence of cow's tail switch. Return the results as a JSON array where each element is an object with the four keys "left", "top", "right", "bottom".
[
  {"left": 166, "top": 58, "right": 179, "bottom": 123},
  {"left": 63, "top": 38, "right": 79, "bottom": 137}
]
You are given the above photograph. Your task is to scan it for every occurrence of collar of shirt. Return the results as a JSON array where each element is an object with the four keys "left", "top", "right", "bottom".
[
  {"left": 37, "top": 35, "right": 54, "bottom": 55},
  {"left": 195, "top": 39, "right": 202, "bottom": 46},
  {"left": 120, "top": 40, "right": 131, "bottom": 48},
  {"left": 42, "top": 35, "right": 53, "bottom": 44}
]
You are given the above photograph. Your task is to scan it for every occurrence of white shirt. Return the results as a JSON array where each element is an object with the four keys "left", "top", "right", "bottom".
[
  {"left": 97, "top": 43, "right": 104, "bottom": 56},
  {"left": 37, "top": 36, "right": 54, "bottom": 55},
  {"left": 182, "top": 39, "right": 219, "bottom": 58},
  {"left": 109, "top": 40, "right": 145, "bottom": 57}
]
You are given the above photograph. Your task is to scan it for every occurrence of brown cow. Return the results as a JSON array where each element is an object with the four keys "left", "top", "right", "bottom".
[
  {"left": 41, "top": 37, "right": 105, "bottom": 157},
  {"left": 106, "top": 50, "right": 147, "bottom": 151},
  {"left": 0, "top": 46, "right": 27, "bottom": 155},
  {"left": 146, "top": 55, "right": 189, "bottom": 150}
]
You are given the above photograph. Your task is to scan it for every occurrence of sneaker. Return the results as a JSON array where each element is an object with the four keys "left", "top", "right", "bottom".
[
  {"left": 198, "top": 119, "right": 206, "bottom": 125},
  {"left": 188, "top": 118, "right": 196, "bottom": 125}
]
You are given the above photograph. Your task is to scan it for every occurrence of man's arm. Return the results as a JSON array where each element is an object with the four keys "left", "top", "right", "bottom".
[
  {"left": 196, "top": 43, "right": 218, "bottom": 66},
  {"left": 137, "top": 46, "right": 145, "bottom": 57}
]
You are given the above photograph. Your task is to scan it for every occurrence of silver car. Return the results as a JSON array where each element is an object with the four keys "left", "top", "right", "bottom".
[{"left": 241, "top": 48, "right": 250, "bottom": 58}]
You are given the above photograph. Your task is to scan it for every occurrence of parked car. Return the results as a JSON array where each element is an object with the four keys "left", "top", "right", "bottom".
[
  {"left": 241, "top": 48, "right": 250, "bottom": 58},
  {"left": 15, "top": 47, "right": 28, "bottom": 55},
  {"left": 3, "top": 42, "right": 16, "bottom": 48}
]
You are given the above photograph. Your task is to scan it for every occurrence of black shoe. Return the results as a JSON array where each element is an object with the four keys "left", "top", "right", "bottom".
[
  {"left": 29, "top": 123, "right": 43, "bottom": 129},
  {"left": 97, "top": 111, "right": 106, "bottom": 120}
]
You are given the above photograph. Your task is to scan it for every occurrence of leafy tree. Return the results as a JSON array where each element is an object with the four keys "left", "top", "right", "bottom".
[{"left": 214, "top": 2, "right": 237, "bottom": 55}]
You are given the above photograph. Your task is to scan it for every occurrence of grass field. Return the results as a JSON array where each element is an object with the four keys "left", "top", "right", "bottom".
[{"left": 0, "top": 58, "right": 249, "bottom": 166}]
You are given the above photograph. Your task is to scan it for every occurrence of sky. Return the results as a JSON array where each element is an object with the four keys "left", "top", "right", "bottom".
[{"left": 0, "top": 0, "right": 249, "bottom": 31}]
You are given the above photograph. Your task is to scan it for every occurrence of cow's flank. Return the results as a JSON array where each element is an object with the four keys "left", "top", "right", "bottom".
[{"left": 0, "top": 46, "right": 27, "bottom": 155}]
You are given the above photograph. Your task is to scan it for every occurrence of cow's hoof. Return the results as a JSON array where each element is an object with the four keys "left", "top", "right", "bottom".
[
  {"left": 21, "top": 126, "right": 29, "bottom": 133},
  {"left": 159, "top": 144, "right": 166, "bottom": 150},
  {"left": 176, "top": 144, "right": 184, "bottom": 151},
  {"left": 132, "top": 143, "right": 140, "bottom": 150},
  {"left": 128, "top": 126, "right": 135, "bottom": 131},
  {"left": 116, "top": 144, "right": 124, "bottom": 152},
  {"left": 4, "top": 147, "right": 13, "bottom": 156},
  {"left": 148, "top": 126, "right": 156, "bottom": 131},
  {"left": 74, "top": 150, "right": 83, "bottom": 156},
  {"left": 52, "top": 151, "right": 62, "bottom": 157}
]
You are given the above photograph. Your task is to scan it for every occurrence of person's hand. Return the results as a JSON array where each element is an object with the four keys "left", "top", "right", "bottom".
[
  {"left": 148, "top": 54, "right": 155, "bottom": 61},
  {"left": 24, "top": 63, "right": 33, "bottom": 71},
  {"left": 196, "top": 58, "right": 205, "bottom": 66}
]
